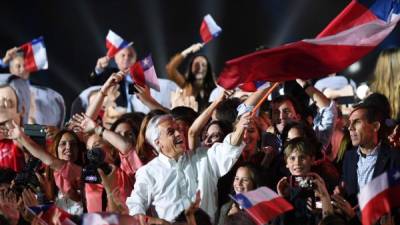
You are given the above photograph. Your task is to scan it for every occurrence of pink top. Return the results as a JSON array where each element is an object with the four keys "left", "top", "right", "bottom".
[
  {"left": 85, "top": 167, "right": 134, "bottom": 212},
  {"left": 53, "top": 162, "right": 82, "bottom": 194},
  {"left": 119, "top": 148, "right": 143, "bottom": 178}
]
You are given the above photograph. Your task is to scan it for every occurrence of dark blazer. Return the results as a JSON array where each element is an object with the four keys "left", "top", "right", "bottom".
[
  {"left": 89, "top": 68, "right": 129, "bottom": 108},
  {"left": 342, "top": 143, "right": 400, "bottom": 204}
]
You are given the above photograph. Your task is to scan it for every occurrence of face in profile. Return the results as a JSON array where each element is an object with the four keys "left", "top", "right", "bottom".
[
  {"left": 9, "top": 56, "right": 29, "bottom": 80},
  {"left": 114, "top": 47, "right": 136, "bottom": 71},
  {"left": 233, "top": 166, "right": 255, "bottom": 194}
]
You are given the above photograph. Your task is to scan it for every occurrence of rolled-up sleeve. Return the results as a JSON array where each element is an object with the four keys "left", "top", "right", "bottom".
[
  {"left": 313, "top": 100, "right": 337, "bottom": 147},
  {"left": 206, "top": 133, "right": 245, "bottom": 177},
  {"left": 126, "top": 167, "right": 152, "bottom": 216}
]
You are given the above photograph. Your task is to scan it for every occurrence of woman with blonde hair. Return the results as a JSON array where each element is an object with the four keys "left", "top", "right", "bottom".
[{"left": 370, "top": 48, "right": 400, "bottom": 120}]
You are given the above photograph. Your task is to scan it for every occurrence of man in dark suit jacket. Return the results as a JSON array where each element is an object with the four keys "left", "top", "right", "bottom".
[
  {"left": 341, "top": 102, "right": 400, "bottom": 205},
  {"left": 89, "top": 46, "right": 137, "bottom": 108}
]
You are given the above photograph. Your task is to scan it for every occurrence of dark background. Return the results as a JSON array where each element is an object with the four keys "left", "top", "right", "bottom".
[{"left": 1, "top": 0, "right": 399, "bottom": 116}]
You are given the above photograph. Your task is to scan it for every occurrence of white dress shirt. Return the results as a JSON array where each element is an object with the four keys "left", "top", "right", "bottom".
[{"left": 126, "top": 133, "right": 244, "bottom": 223}]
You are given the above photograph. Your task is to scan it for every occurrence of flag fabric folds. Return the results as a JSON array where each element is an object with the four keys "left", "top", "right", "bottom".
[
  {"left": 20, "top": 36, "right": 48, "bottom": 73},
  {"left": 358, "top": 167, "right": 400, "bottom": 225},
  {"left": 139, "top": 55, "right": 161, "bottom": 92},
  {"left": 217, "top": 0, "right": 400, "bottom": 90},
  {"left": 106, "top": 30, "right": 133, "bottom": 58},
  {"left": 130, "top": 55, "right": 160, "bottom": 91},
  {"left": 200, "top": 14, "right": 222, "bottom": 43},
  {"left": 29, "top": 204, "right": 76, "bottom": 225},
  {"left": 231, "top": 186, "right": 293, "bottom": 225}
]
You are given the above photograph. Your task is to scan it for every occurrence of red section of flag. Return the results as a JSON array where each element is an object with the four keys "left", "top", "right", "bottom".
[
  {"left": 106, "top": 40, "right": 119, "bottom": 58},
  {"left": 130, "top": 62, "right": 145, "bottom": 87},
  {"left": 20, "top": 42, "right": 38, "bottom": 72},
  {"left": 245, "top": 197, "right": 294, "bottom": 225},
  {"left": 200, "top": 20, "right": 213, "bottom": 43},
  {"left": 317, "top": 1, "right": 376, "bottom": 37},
  {"left": 361, "top": 185, "right": 400, "bottom": 225},
  {"left": 218, "top": 42, "right": 373, "bottom": 89}
]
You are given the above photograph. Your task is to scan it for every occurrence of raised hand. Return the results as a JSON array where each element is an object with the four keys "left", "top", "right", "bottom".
[
  {"left": 71, "top": 113, "right": 97, "bottom": 133},
  {"left": 4, "top": 120, "right": 23, "bottom": 140},
  {"left": 181, "top": 43, "right": 204, "bottom": 57},
  {"left": 2, "top": 47, "right": 20, "bottom": 65},
  {"left": 98, "top": 164, "right": 117, "bottom": 194},
  {"left": 0, "top": 190, "right": 20, "bottom": 225},
  {"left": 276, "top": 177, "right": 290, "bottom": 197},
  {"left": 95, "top": 56, "right": 110, "bottom": 71}
]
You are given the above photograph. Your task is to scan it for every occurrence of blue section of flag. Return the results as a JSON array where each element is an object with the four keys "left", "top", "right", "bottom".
[
  {"left": 120, "top": 40, "right": 130, "bottom": 48},
  {"left": 140, "top": 54, "right": 154, "bottom": 71},
  {"left": 359, "top": 0, "right": 400, "bottom": 21},
  {"left": 29, "top": 204, "right": 53, "bottom": 215},
  {"left": 387, "top": 167, "right": 400, "bottom": 186},
  {"left": 254, "top": 80, "right": 267, "bottom": 88},
  {"left": 232, "top": 193, "right": 254, "bottom": 209},
  {"left": 31, "top": 36, "right": 44, "bottom": 45}
]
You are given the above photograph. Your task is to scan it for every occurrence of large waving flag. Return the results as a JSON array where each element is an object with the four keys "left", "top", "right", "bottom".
[
  {"left": 106, "top": 30, "right": 133, "bottom": 58},
  {"left": 218, "top": 0, "right": 400, "bottom": 90},
  {"left": 200, "top": 14, "right": 222, "bottom": 43},
  {"left": 358, "top": 168, "right": 400, "bottom": 225},
  {"left": 130, "top": 54, "right": 160, "bottom": 91},
  {"left": 231, "top": 186, "right": 293, "bottom": 225},
  {"left": 19, "top": 36, "right": 48, "bottom": 73}
]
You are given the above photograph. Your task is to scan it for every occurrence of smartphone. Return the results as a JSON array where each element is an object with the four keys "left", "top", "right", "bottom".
[
  {"left": 128, "top": 83, "right": 138, "bottom": 94},
  {"left": 24, "top": 124, "right": 46, "bottom": 146},
  {"left": 290, "top": 175, "right": 314, "bottom": 189}
]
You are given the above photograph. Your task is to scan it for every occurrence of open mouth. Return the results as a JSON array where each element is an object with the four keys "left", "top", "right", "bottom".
[{"left": 174, "top": 139, "right": 183, "bottom": 145}]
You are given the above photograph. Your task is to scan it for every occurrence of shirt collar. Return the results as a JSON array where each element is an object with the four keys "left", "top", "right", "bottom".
[
  {"left": 158, "top": 152, "right": 184, "bottom": 168},
  {"left": 357, "top": 143, "right": 380, "bottom": 157}
]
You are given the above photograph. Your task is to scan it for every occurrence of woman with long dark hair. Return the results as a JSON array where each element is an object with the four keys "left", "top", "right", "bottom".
[{"left": 166, "top": 43, "right": 216, "bottom": 112}]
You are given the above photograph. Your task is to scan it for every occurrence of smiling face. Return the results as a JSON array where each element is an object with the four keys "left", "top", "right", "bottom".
[
  {"left": 233, "top": 167, "right": 255, "bottom": 194},
  {"left": 114, "top": 47, "right": 136, "bottom": 71},
  {"left": 155, "top": 119, "right": 186, "bottom": 159},
  {"left": 191, "top": 56, "right": 208, "bottom": 80},
  {"left": 57, "top": 132, "right": 78, "bottom": 162},
  {"left": 202, "top": 124, "right": 223, "bottom": 148},
  {"left": 272, "top": 100, "right": 300, "bottom": 133},
  {"left": 286, "top": 149, "right": 313, "bottom": 176}
]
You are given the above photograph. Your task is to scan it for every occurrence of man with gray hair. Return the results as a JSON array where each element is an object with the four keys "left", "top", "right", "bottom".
[{"left": 126, "top": 112, "right": 251, "bottom": 223}]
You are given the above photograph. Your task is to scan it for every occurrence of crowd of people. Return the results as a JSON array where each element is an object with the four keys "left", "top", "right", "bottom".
[{"left": 0, "top": 41, "right": 399, "bottom": 225}]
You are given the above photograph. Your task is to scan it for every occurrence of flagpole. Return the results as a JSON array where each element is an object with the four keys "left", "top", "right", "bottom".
[{"left": 252, "top": 82, "right": 280, "bottom": 114}]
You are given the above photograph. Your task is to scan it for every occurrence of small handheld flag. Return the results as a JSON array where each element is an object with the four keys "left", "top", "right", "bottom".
[
  {"left": 106, "top": 30, "right": 133, "bottom": 58},
  {"left": 231, "top": 187, "right": 293, "bottom": 225},
  {"left": 130, "top": 55, "right": 160, "bottom": 92},
  {"left": 19, "top": 36, "right": 48, "bottom": 73},
  {"left": 200, "top": 14, "right": 222, "bottom": 43}
]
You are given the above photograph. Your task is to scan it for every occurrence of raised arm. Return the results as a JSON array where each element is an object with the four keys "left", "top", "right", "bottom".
[
  {"left": 6, "top": 121, "right": 64, "bottom": 170},
  {"left": 86, "top": 71, "right": 125, "bottom": 119},
  {"left": 134, "top": 84, "right": 169, "bottom": 112},
  {"left": 188, "top": 89, "right": 233, "bottom": 150},
  {"left": 165, "top": 43, "right": 203, "bottom": 89},
  {"left": 72, "top": 113, "right": 133, "bottom": 155},
  {"left": 296, "top": 79, "right": 330, "bottom": 108}
]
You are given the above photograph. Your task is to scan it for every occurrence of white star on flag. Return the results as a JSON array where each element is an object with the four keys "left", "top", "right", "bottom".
[{"left": 393, "top": 171, "right": 400, "bottom": 180}]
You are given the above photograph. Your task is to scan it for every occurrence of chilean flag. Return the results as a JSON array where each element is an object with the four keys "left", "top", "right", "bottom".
[
  {"left": 19, "top": 36, "right": 48, "bottom": 73},
  {"left": 130, "top": 55, "right": 160, "bottom": 91},
  {"left": 200, "top": 14, "right": 222, "bottom": 43},
  {"left": 106, "top": 30, "right": 133, "bottom": 58},
  {"left": 231, "top": 187, "right": 293, "bottom": 225},
  {"left": 218, "top": 0, "right": 400, "bottom": 90},
  {"left": 358, "top": 168, "right": 400, "bottom": 225}
]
